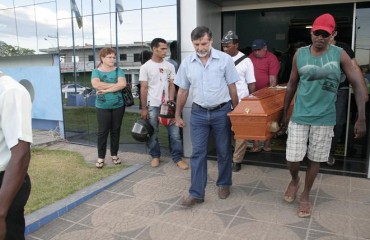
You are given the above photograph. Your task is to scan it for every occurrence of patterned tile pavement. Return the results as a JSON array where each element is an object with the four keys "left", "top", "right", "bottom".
[{"left": 25, "top": 149, "right": 370, "bottom": 240}]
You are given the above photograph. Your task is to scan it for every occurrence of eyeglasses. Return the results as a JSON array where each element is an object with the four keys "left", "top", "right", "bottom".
[{"left": 312, "top": 30, "right": 331, "bottom": 38}]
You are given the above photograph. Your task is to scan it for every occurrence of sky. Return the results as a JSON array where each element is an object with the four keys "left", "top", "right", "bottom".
[{"left": 0, "top": 0, "right": 177, "bottom": 53}]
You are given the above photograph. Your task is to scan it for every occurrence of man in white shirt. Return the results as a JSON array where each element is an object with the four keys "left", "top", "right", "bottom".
[
  {"left": 0, "top": 71, "right": 32, "bottom": 239},
  {"left": 222, "top": 31, "right": 256, "bottom": 172},
  {"left": 139, "top": 38, "right": 188, "bottom": 170}
]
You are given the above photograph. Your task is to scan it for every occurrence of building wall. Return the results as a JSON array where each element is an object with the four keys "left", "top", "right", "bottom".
[{"left": 0, "top": 54, "right": 64, "bottom": 134}]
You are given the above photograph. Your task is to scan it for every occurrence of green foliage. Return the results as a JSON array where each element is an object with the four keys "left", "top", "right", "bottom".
[
  {"left": 26, "top": 148, "right": 125, "bottom": 214},
  {"left": 0, "top": 41, "right": 35, "bottom": 57}
]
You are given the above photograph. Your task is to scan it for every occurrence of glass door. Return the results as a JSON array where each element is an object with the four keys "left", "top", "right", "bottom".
[{"left": 353, "top": 2, "right": 370, "bottom": 178}]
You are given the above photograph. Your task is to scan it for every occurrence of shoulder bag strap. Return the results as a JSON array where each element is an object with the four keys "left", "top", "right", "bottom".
[{"left": 234, "top": 55, "right": 248, "bottom": 66}]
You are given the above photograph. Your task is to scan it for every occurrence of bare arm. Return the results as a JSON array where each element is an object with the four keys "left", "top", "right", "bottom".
[
  {"left": 95, "top": 76, "right": 126, "bottom": 95},
  {"left": 0, "top": 140, "right": 30, "bottom": 238},
  {"left": 248, "top": 82, "right": 256, "bottom": 94},
  {"left": 269, "top": 75, "right": 277, "bottom": 87},
  {"left": 228, "top": 83, "right": 239, "bottom": 108},
  {"left": 140, "top": 81, "right": 149, "bottom": 119},
  {"left": 351, "top": 58, "right": 368, "bottom": 102},
  {"left": 175, "top": 88, "right": 189, "bottom": 128},
  {"left": 91, "top": 77, "right": 115, "bottom": 90},
  {"left": 168, "top": 79, "right": 176, "bottom": 101},
  {"left": 341, "top": 52, "right": 366, "bottom": 138},
  {"left": 280, "top": 53, "right": 299, "bottom": 129}
]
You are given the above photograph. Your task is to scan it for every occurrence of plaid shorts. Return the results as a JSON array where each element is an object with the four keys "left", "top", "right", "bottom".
[{"left": 286, "top": 121, "right": 334, "bottom": 162}]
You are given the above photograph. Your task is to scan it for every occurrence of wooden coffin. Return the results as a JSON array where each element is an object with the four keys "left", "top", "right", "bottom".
[{"left": 228, "top": 86, "right": 293, "bottom": 140}]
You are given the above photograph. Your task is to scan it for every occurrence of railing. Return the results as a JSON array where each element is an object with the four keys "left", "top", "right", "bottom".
[{"left": 60, "top": 62, "right": 141, "bottom": 73}]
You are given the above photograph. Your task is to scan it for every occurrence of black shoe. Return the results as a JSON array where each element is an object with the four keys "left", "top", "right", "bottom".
[
  {"left": 232, "top": 163, "right": 241, "bottom": 172},
  {"left": 327, "top": 155, "right": 335, "bottom": 166}
]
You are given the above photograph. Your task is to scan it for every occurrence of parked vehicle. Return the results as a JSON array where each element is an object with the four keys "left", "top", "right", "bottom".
[{"left": 61, "top": 84, "right": 91, "bottom": 98}]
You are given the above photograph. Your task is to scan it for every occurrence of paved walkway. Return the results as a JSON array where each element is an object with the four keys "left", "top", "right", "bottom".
[{"left": 26, "top": 131, "right": 370, "bottom": 240}]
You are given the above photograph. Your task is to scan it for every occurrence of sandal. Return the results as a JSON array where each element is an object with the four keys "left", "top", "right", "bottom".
[
  {"left": 112, "top": 157, "right": 121, "bottom": 165},
  {"left": 249, "top": 147, "right": 261, "bottom": 153},
  {"left": 298, "top": 200, "right": 312, "bottom": 218},
  {"left": 284, "top": 178, "right": 301, "bottom": 203},
  {"left": 96, "top": 158, "right": 104, "bottom": 168}
]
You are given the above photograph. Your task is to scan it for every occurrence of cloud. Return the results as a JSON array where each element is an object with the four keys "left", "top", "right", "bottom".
[{"left": 0, "top": 2, "right": 177, "bottom": 51}]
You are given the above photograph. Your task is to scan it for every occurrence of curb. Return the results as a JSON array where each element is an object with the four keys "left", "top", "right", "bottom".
[{"left": 25, "top": 163, "right": 144, "bottom": 235}]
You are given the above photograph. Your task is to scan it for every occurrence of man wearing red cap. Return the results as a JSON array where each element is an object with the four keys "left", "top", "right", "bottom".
[{"left": 280, "top": 13, "right": 366, "bottom": 218}]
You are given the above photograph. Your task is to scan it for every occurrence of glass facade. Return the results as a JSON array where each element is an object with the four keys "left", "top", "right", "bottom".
[{"left": 0, "top": 0, "right": 177, "bottom": 148}]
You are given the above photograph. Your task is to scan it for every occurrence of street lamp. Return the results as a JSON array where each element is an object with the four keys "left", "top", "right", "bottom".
[{"left": 44, "top": 37, "right": 58, "bottom": 53}]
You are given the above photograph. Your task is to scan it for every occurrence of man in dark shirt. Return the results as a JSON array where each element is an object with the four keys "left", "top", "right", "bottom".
[{"left": 327, "top": 31, "right": 368, "bottom": 166}]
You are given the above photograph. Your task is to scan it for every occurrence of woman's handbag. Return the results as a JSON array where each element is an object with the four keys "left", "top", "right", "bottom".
[{"left": 122, "top": 83, "right": 134, "bottom": 107}]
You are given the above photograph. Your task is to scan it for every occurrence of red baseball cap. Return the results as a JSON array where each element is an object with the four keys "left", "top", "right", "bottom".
[{"left": 311, "top": 13, "right": 336, "bottom": 34}]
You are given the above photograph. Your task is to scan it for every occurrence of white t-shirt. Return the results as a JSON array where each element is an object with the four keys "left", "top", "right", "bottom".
[
  {"left": 232, "top": 51, "right": 256, "bottom": 101},
  {"left": 139, "top": 59, "right": 176, "bottom": 107},
  {"left": 0, "top": 74, "right": 33, "bottom": 171}
]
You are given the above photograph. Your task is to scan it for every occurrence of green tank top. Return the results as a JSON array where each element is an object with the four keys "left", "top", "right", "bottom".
[
  {"left": 91, "top": 68, "right": 125, "bottom": 109},
  {"left": 292, "top": 45, "right": 342, "bottom": 125}
]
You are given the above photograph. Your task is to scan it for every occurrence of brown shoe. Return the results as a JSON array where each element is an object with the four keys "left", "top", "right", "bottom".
[
  {"left": 151, "top": 157, "right": 160, "bottom": 167},
  {"left": 218, "top": 187, "right": 230, "bottom": 199},
  {"left": 181, "top": 195, "right": 204, "bottom": 207},
  {"left": 176, "top": 160, "right": 189, "bottom": 170}
]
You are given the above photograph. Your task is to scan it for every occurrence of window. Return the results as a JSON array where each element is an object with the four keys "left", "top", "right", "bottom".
[
  {"left": 88, "top": 55, "right": 94, "bottom": 61},
  {"left": 120, "top": 54, "right": 127, "bottom": 61},
  {"left": 133, "top": 53, "right": 141, "bottom": 62}
]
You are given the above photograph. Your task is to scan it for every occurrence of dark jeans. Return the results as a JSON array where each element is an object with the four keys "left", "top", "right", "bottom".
[
  {"left": 0, "top": 172, "right": 31, "bottom": 240},
  {"left": 331, "top": 88, "right": 349, "bottom": 154},
  {"left": 96, "top": 107, "right": 125, "bottom": 159},
  {"left": 189, "top": 101, "right": 233, "bottom": 199}
]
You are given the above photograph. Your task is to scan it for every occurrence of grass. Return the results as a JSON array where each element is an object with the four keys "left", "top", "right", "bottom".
[
  {"left": 25, "top": 99, "right": 173, "bottom": 214},
  {"left": 26, "top": 148, "right": 125, "bottom": 214},
  {"left": 27, "top": 100, "right": 169, "bottom": 214},
  {"left": 63, "top": 102, "right": 169, "bottom": 147}
]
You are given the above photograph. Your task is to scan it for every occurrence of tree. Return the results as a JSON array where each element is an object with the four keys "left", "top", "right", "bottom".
[{"left": 0, "top": 41, "right": 35, "bottom": 57}]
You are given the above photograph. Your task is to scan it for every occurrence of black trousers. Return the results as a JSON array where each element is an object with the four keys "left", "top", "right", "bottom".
[
  {"left": 0, "top": 172, "right": 31, "bottom": 240},
  {"left": 96, "top": 107, "right": 125, "bottom": 159}
]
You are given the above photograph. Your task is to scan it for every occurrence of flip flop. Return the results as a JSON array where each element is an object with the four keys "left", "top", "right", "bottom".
[
  {"left": 298, "top": 201, "right": 312, "bottom": 218},
  {"left": 284, "top": 178, "right": 301, "bottom": 203},
  {"left": 96, "top": 158, "right": 104, "bottom": 168},
  {"left": 249, "top": 147, "right": 261, "bottom": 153},
  {"left": 112, "top": 157, "right": 121, "bottom": 165}
]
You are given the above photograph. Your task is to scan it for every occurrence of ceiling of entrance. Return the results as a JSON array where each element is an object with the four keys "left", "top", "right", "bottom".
[{"left": 208, "top": 0, "right": 288, "bottom": 7}]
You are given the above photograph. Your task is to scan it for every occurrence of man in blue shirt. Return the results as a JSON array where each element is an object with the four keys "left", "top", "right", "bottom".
[{"left": 174, "top": 26, "right": 239, "bottom": 206}]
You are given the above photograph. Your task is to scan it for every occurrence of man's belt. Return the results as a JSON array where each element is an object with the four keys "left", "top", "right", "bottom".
[{"left": 193, "top": 102, "right": 228, "bottom": 111}]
